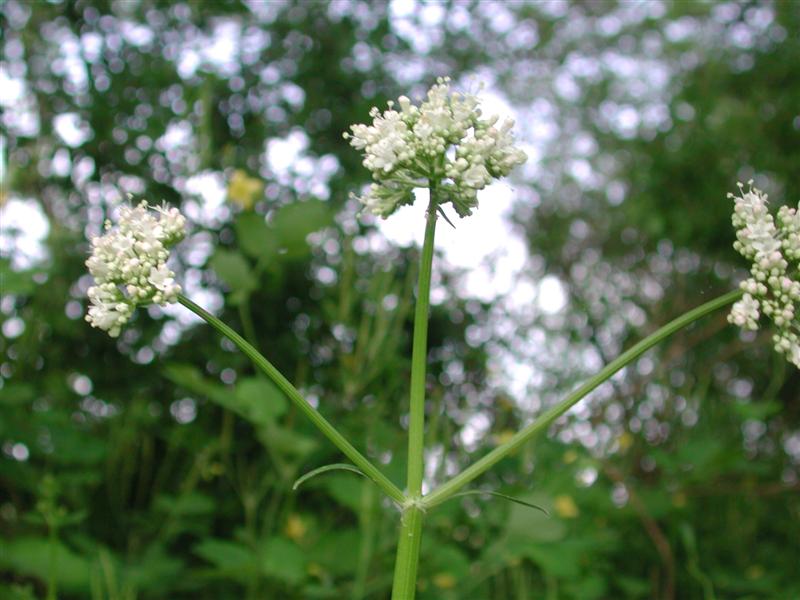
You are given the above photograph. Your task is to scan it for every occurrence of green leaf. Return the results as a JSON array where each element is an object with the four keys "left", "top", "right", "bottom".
[
  {"left": 260, "top": 537, "right": 306, "bottom": 584},
  {"left": 162, "top": 363, "right": 231, "bottom": 406},
  {"left": 0, "top": 383, "right": 36, "bottom": 406},
  {"left": 209, "top": 249, "right": 257, "bottom": 298},
  {"left": 0, "top": 259, "right": 37, "bottom": 295},
  {"left": 565, "top": 573, "right": 607, "bottom": 599},
  {"left": 733, "top": 399, "right": 782, "bottom": 421},
  {"left": 236, "top": 211, "right": 277, "bottom": 261},
  {"left": 504, "top": 493, "right": 566, "bottom": 543},
  {"left": 0, "top": 583, "right": 37, "bottom": 600},
  {"left": 48, "top": 427, "right": 107, "bottom": 465},
  {"left": 193, "top": 538, "right": 257, "bottom": 580},
  {"left": 0, "top": 536, "right": 91, "bottom": 593},
  {"left": 320, "top": 473, "right": 365, "bottom": 513},
  {"left": 125, "top": 545, "right": 185, "bottom": 592},
  {"left": 154, "top": 492, "right": 215, "bottom": 516},
  {"left": 162, "top": 363, "right": 208, "bottom": 391},
  {"left": 256, "top": 424, "right": 319, "bottom": 458},
  {"left": 520, "top": 543, "right": 581, "bottom": 578},
  {"left": 272, "top": 200, "right": 331, "bottom": 258},
  {"left": 166, "top": 366, "right": 286, "bottom": 427},
  {"left": 306, "top": 529, "right": 361, "bottom": 576},
  {"left": 292, "top": 463, "right": 366, "bottom": 491},
  {"left": 421, "top": 543, "right": 471, "bottom": 591},
  {"left": 615, "top": 575, "right": 651, "bottom": 597},
  {"left": 638, "top": 488, "right": 673, "bottom": 519},
  {"left": 233, "top": 376, "right": 287, "bottom": 426},
  {"left": 165, "top": 365, "right": 286, "bottom": 428},
  {"left": 675, "top": 438, "right": 725, "bottom": 477}
]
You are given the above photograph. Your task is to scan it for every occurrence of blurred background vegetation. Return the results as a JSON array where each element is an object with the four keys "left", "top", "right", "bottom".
[{"left": 1, "top": 1, "right": 799, "bottom": 598}]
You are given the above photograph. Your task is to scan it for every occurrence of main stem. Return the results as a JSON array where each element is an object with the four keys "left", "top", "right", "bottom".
[
  {"left": 391, "top": 196, "right": 438, "bottom": 600},
  {"left": 422, "top": 289, "right": 743, "bottom": 509},
  {"left": 407, "top": 197, "right": 439, "bottom": 496},
  {"left": 391, "top": 504, "right": 424, "bottom": 600},
  {"left": 177, "top": 295, "right": 405, "bottom": 505}
]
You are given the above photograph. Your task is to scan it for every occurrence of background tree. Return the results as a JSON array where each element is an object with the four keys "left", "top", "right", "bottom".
[{"left": 1, "top": 1, "right": 798, "bottom": 598}]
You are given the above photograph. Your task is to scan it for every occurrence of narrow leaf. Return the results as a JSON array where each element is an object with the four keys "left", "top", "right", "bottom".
[
  {"left": 451, "top": 490, "right": 550, "bottom": 515},
  {"left": 436, "top": 205, "right": 457, "bottom": 229},
  {"left": 292, "top": 463, "right": 367, "bottom": 491}
]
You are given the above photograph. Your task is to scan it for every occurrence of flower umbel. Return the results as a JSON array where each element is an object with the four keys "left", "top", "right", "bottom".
[
  {"left": 728, "top": 181, "right": 800, "bottom": 368},
  {"left": 344, "top": 77, "right": 527, "bottom": 218},
  {"left": 85, "top": 201, "right": 186, "bottom": 337}
]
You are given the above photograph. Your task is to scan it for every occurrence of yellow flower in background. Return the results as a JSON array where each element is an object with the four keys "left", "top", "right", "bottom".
[
  {"left": 562, "top": 449, "right": 579, "bottom": 464},
  {"left": 496, "top": 394, "right": 515, "bottom": 412},
  {"left": 202, "top": 461, "right": 225, "bottom": 480},
  {"left": 284, "top": 513, "right": 307, "bottom": 542},
  {"left": 227, "top": 169, "right": 263, "bottom": 210},
  {"left": 746, "top": 565, "right": 764, "bottom": 580},
  {"left": 493, "top": 429, "right": 515, "bottom": 446},
  {"left": 432, "top": 573, "right": 457, "bottom": 589},
  {"left": 616, "top": 431, "right": 634, "bottom": 453},
  {"left": 554, "top": 494, "right": 579, "bottom": 519}
]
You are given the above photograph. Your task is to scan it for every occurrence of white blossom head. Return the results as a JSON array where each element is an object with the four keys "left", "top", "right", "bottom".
[
  {"left": 344, "top": 77, "right": 527, "bottom": 218},
  {"left": 85, "top": 201, "right": 186, "bottom": 337},
  {"left": 728, "top": 180, "right": 800, "bottom": 368}
]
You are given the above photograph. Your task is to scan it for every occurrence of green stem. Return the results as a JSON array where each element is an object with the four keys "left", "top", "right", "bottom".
[
  {"left": 238, "top": 297, "right": 258, "bottom": 348},
  {"left": 390, "top": 504, "right": 424, "bottom": 600},
  {"left": 407, "top": 197, "right": 438, "bottom": 496},
  {"left": 422, "top": 289, "right": 742, "bottom": 509},
  {"left": 177, "top": 295, "right": 405, "bottom": 505},
  {"left": 352, "top": 482, "right": 377, "bottom": 600},
  {"left": 390, "top": 196, "right": 438, "bottom": 600},
  {"left": 46, "top": 522, "right": 57, "bottom": 600}
]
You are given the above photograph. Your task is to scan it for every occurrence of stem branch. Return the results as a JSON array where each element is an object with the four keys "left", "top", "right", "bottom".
[
  {"left": 422, "top": 289, "right": 742, "bottom": 508},
  {"left": 177, "top": 294, "right": 405, "bottom": 505}
]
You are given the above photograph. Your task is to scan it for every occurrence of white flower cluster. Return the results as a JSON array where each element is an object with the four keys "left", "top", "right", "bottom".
[
  {"left": 728, "top": 181, "right": 800, "bottom": 367},
  {"left": 86, "top": 201, "right": 186, "bottom": 337},
  {"left": 344, "top": 77, "right": 527, "bottom": 218}
]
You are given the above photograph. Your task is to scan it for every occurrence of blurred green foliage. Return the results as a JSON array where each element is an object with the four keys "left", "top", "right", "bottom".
[{"left": 1, "top": 1, "right": 799, "bottom": 599}]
